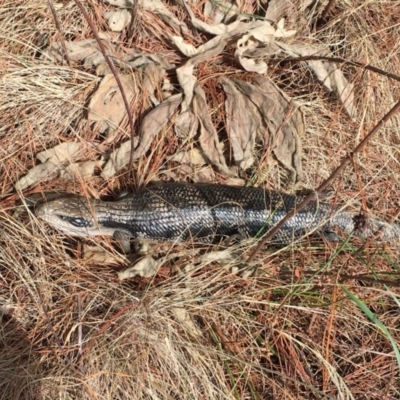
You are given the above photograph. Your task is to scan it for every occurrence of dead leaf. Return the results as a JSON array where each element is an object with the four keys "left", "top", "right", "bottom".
[
  {"left": 15, "top": 164, "right": 58, "bottom": 192},
  {"left": 15, "top": 142, "right": 83, "bottom": 191},
  {"left": 104, "top": 9, "right": 131, "bottom": 32},
  {"left": 60, "top": 160, "right": 101, "bottom": 181},
  {"left": 233, "top": 78, "right": 303, "bottom": 182},
  {"left": 277, "top": 42, "right": 356, "bottom": 119},
  {"left": 118, "top": 256, "right": 160, "bottom": 279},
  {"left": 169, "top": 148, "right": 207, "bottom": 165},
  {"left": 141, "top": 0, "right": 188, "bottom": 34},
  {"left": 132, "top": 93, "right": 182, "bottom": 157},
  {"left": 220, "top": 78, "right": 259, "bottom": 169},
  {"left": 37, "top": 142, "right": 81, "bottom": 164},
  {"left": 88, "top": 74, "right": 137, "bottom": 131},
  {"left": 265, "top": 0, "right": 294, "bottom": 23},
  {"left": 101, "top": 94, "right": 182, "bottom": 179},
  {"left": 176, "top": 36, "right": 226, "bottom": 111},
  {"left": 180, "top": 0, "right": 241, "bottom": 35},
  {"left": 42, "top": 38, "right": 110, "bottom": 64},
  {"left": 203, "top": 0, "right": 239, "bottom": 24},
  {"left": 174, "top": 110, "right": 199, "bottom": 139},
  {"left": 234, "top": 20, "right": 295, "bottom": 74},
  {"left": 326, "top": 63, "right": 356, "bottom": 119},
  {"left": 193, "top": 86, "right": 236, "bottom": 177},
  {"left": 125, "top": 49, "right": 173, "bottom": 70},
  {"left": 171, "top": 307, "right": 203, "bottom": 338},
  {"left": 82, "top": 244, "right": 126, "bottom": 265},
  {"left": 100, "top": 138, "right": 138, "bottom": 180}
]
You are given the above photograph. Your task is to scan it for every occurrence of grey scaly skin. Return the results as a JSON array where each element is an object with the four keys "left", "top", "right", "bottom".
[{"left": 35, "top": 182, "right": 400, "bottom": 248}]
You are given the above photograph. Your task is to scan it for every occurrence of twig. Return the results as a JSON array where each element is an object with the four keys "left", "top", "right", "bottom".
[
  {"left": 47, "top": 0, "right": 70, "bottom": 66},
  {"left": 247, "top": 98, "right": 400, "bottom": 262},
  {"left": 73, "top": 0, "right": 136, "bottom": 171},
  {"left": 272, "top": 55, "right": 400, "bottom": 83}
]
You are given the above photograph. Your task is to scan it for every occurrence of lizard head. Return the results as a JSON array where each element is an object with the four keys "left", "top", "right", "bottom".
[{"left": 36, "top": 196, "right": 109, "bottom": 237}]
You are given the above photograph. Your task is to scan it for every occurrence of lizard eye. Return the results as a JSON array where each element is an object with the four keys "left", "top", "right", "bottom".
[{"left": 58, "top": 215, "right": 91, "bottom": 228}]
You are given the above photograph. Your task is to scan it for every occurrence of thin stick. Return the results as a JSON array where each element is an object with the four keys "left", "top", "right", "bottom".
[
  {"left": 272, "top": 55, "right": 400, "bottom": 83},
  {"left": 247, "top": 98, "right": 400, "bottom": 262},
  {"left": 73, "top": 0, "right": 136, "bottom": 171},
  {"left": 47, "top": 0, "right": 70, "bottom": 66}
]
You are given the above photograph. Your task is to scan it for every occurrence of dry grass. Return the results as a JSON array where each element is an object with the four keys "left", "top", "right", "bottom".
[{"left": 1, "top": 1, "right": 400, "bottom": 399}]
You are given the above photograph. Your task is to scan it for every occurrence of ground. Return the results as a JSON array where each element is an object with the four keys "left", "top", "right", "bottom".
[{"left": 0, "top": 1, "right": 400, "bottom": 399}]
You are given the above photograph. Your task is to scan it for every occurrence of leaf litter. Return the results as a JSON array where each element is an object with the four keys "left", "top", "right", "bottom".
[{"left": 20, "top": 1, "right": 353, "bottom": 189}]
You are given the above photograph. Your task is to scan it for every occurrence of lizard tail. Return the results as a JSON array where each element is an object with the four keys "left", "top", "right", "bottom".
[{"left": 330, "top": 212, "right": 400, "bottom": 242}]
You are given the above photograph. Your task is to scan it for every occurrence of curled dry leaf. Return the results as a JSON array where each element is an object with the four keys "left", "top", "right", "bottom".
[
  {"left": 60, "top": 160, "right": 102, "bottom": 181},
  {"left": 203, "top": 0, "right": 239, "bottom": 24},
  {"left": 235, "top": 20, "right": 296, "bottom": 74},
  {"left": 36, "top": 142, "right": 82, "bottom": 164},
  {"left": 141, "top": 0, "right": 188, "bottom": 34},
  {"left": 169, "top": 148, "right": 208, "bottom": 165},
  {"left": 118, "top": 256, "right": 160, "bottom": 279},
  {"left": 174, "top": 110, "right": 198, "bottom": 139},
  {"left": 101, "top": 94, "right": 182, "bottom": 179},
  {"left": 82, "top": 244, "right": 127, "bottom": 266},
  {"left": 104, "top": 9, "right": 132, "bottom": 32},
  {"left": 233, "top": 78, "right": 303, "bottom": 182},
  {"left": 42, "top": 38, "right": 111, "bottom": 64},
  {"left": 277, "top": 42, "right": 356, "bottom": 119},
  {"left": 265, "top": 0, "right": 295, "bottom": 23},
  {"left": 106, "top": 0, "right": 188, "bottom": 34},
  {"left": 193, "top": 86, "right": 236, "bottom": 178},
  {"left": 15, "top": 142, "right": 83, "bottom": 191},
  {"left": 88, "top": 74, "right": 137, "bottom": 132},
  {"left": 170, "top": 307, "right": 203, "bottom": 338},
  {"left": 125, "top": 50, "right": 173, "bottom": 70},
  {"left": 220, "top": 78, "right": 258, "bottom": 170},
  {"left": 176, "top": 36, "right": 227, "bottom": 111},
  {"left": 181, "top": 0, "right": 241, "bottom": 35}
]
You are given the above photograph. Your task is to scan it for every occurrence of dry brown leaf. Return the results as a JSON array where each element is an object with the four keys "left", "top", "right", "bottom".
[
  {"left": 141, "top": 63, "right": 165, "bottom": 98},
  {"left": 101, "top": 94, "right": 182, "bottom": 179},
  {"left": 125, "top": 50, "right": 173, "bottom": 70},
  {"left": 60, "top": 160, "right": 102, "bottom": 181},
  {"left": 37, "top": 142, "right": 82, "bottom": 164},
  {"left": 132, "top": 93, "right": 182, "bottom": 157},
  {"left": 265, "top": 0, "right": 294, "bottom": 23},
  {"left": 277, "top": 42, "right": 356, "bottom": 119},
  {"left": 174, "top": 110, "right": 199, "bottom": 138},
  {"left": 82, "top": 244, "right": 126, "bottom": 266},
  {"left": 326, "top": 63, "right": 356, "bottom": 119},
  {"left": 235, "top": 20, "right": 295, "bottom": 74},
  {"left": 100, "top": 139, "right": 138, "bottom": 180},
  {"left": 234, "top": 78, "right": 303, "bottom": 182},
  {"left": 104, "top": 9, "right": 131, "bottom": 32},
  {"left": 177, "top": 37, "right": 226, "bottom": 111},
  {"left": 42, "top": 38, "right": 109, "bottom": 64},
  {"left": 193, "top": 86, "right": 236, "bottom": 177},
  {"left": 180, "top": 0, "right": 241, "bottom": 35},
  {"left": 170, "top": 307, "right": 203, "bottom": 338},
  {"left": 15, "top": 164, "right": 58, "bottom": 192},
  {"left": 106, "top": 0, "right": 188, "bottom": 33},
  {"left": 88, "top": 74, "right": 137, "bottom": 132},
  {"left": 203, "top": 0, "right": 239, "bottom": 23},
  {"left": 141, "top": 0, "right": 188, "bottom": 34},
  {"left": 15, "top": 142, "right": 83, "bottom": 191},
  {"left": 118, "top": 256, "right": 160, "bottom": 279},
  {"left": 220, "top": 78, "right": 259, "bottom": 169},
  {"left": 169, "top": 148, "right": 207, "bottom": 165}
]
